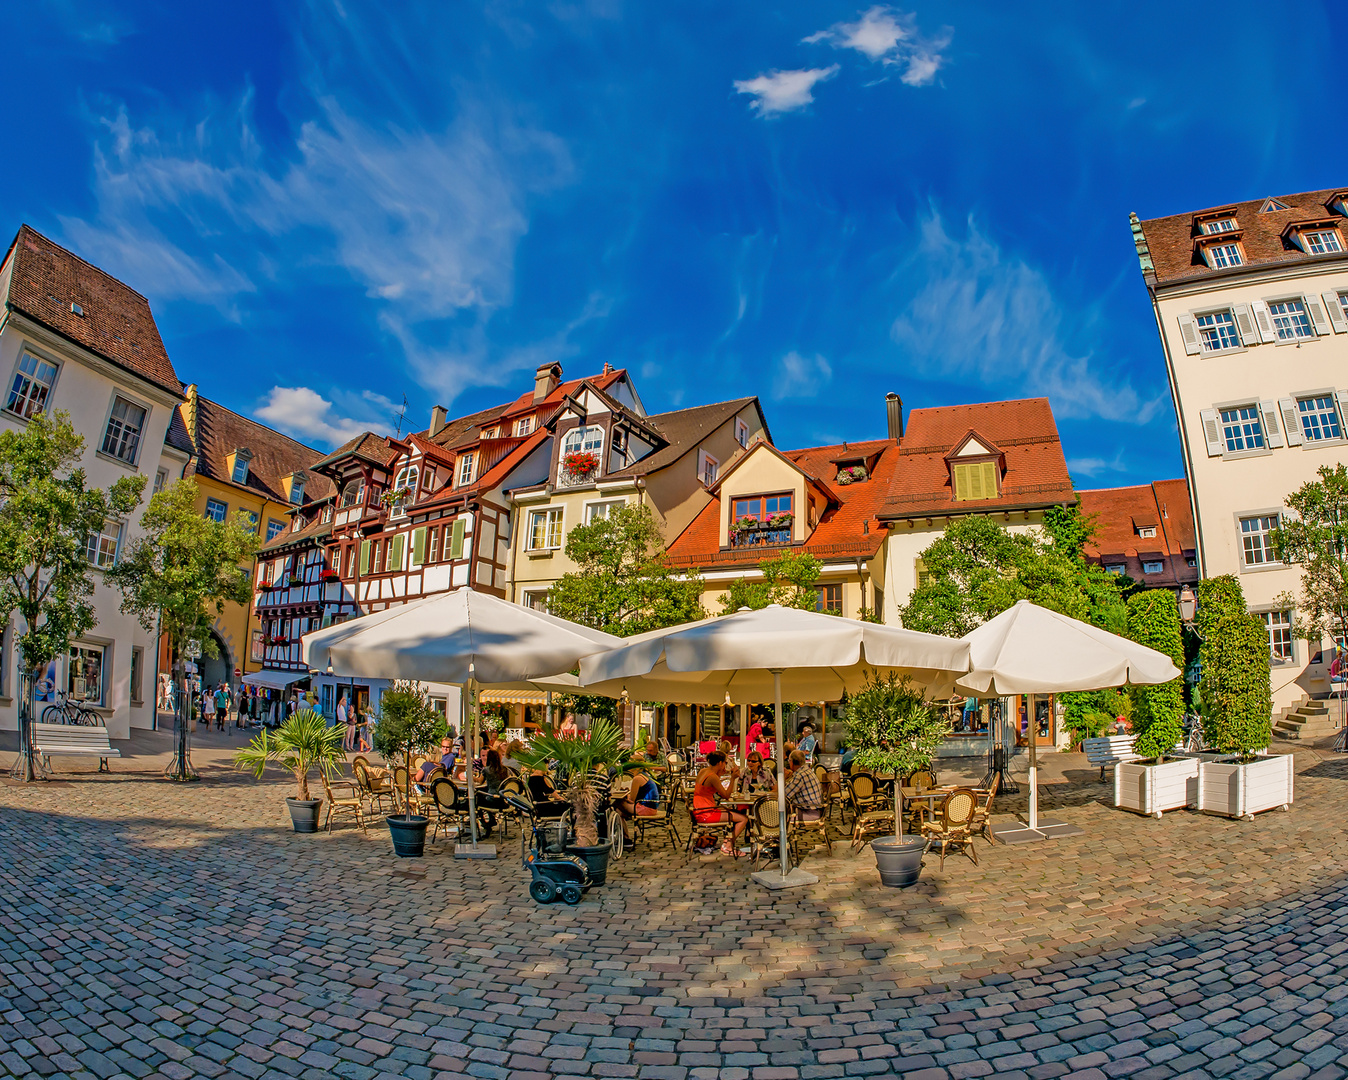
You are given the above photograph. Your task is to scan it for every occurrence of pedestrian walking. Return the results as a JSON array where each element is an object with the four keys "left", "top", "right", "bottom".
[{"left": 202, "top": 684, "right": 217, "bottom": 728}]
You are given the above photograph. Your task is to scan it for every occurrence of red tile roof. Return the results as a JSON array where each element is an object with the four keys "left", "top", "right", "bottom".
[
  {"left": 879, "top": 398, "right": 1074, "bottom": 518},
  {"left": 1078, "top": 479, "right": 1197, "bottom": 588},
  {"left": 665, "top": 439, "right": 896, "bottom": 569},
  {"left": 1, "top": 225, "right": 181, "bottom": 397},
  {"left": 1137, "top": 186, "right": 1348, "bottom": 287}
]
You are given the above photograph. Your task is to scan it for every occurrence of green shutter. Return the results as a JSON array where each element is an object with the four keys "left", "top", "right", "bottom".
[
  {"left": 390, "top": 534, "right": 405, "bottom": 570},
  {"left": 360, "top": 540, "right": 371, "bottom": 574},
  {"left": 411, "top": 527, "right": 426, "bottom": 567},
  {"left": 451, "top": 518, "right": 466, "bottom": 559}
]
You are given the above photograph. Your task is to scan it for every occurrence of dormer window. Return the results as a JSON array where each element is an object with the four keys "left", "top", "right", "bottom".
[
  {"left": 1260, "top": 198, "right": 1291, "bottom": 213},
  {"left": 1202, "top": 218, "right": 1236, "bottom": 234},
  {"left": 390, "top": 465, "right": 419, "bottom": 516},
  {"left": 1204, "top": 242, "right": 1243, "bottom": 269},
  {"left": 836, "top": 462, "right": 869, "bottom": 485},
  {"left": 730, "top": 493, "right": 794, "bottom": 548},
  {"left": 458, "top": 453, "right": 475, "bottom": 487},
  {"left": 1302, "top": 230, "right": 1342, "bottom": 255},
  {"left": 952, "top": 460, "right": 999, "bottom": 501},
  {"left": 340, "top": 478, "right": 365, "bottom": 508},
  {"left": 288, "top": 472, "right": 307, "bottom": 505},
  {"left": 230, "top": 448, "right": 253, "bottom": 485},
  {"left": 515, "top": 416, "right": 534, "bottom": 437},
  {"left": 1136, "top": 526, "right": 1157, "bottom": 538}
]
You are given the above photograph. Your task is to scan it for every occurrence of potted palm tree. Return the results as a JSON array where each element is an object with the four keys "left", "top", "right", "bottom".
[
  {"left": 516, "top": 715, "right": 627, "bottom": 885},
  {"left": 844, "top": 672, "right": 951, "bottom": 887},
  {"left": 235, "top": 709, "right": 346, "bottom": 832},
  {"left": 372, "top": 681, "right": 447, "bottom": 856}
]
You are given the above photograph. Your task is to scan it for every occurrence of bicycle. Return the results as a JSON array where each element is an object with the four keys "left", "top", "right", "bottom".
[
  {"left": 1181, "top": 712, "right": 1206, "bottom": 753},
  {"left": 40, "top": 690, "right": 100, "bottom": 726}
]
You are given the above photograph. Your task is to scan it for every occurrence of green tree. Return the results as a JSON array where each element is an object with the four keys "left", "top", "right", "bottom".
[
  {"left": 516, "top": 715, "right": 629, "bottom": 846},
  {"left": 1126, "top": 590, "right": 1185, "bottom": 758},
  {"left": 372, "top": 681, "right": 446, "bottom": 814},
  {"left": 107, "top": 479, "right": 257, "bottom": 779},
  {"left": 1272, "top": 463, "right": 1348, "bottom": 646},
  {"left": 0, "top": 411, "right": 145, "bottom": 780},
  {"left": 547, "top": 503, "right": 704, "bottom": 636},
  {"left": 1198, "top": 612, "right": 1272, "bottom": 757},
  {"left": 718, "top": 550, "right": 825, "bottom": 614}
]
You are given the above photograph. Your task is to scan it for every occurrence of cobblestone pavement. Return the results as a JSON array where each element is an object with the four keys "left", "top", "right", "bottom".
[{"left": 1, "top": 729, "right": 1346, "bottom": 1080}]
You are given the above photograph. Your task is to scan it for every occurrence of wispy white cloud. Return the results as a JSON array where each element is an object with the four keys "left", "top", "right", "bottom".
[
  {"left": 734, "top": 66, "right": 839, "bottom": 117},
  {"left": 1067, "top": 452, "right": 1128, "bottom": 478},
  {"left": 773, "top": 350, "right": 832, "bottom": 399},
  {"left": 805, "top": 6, "right": 951, "bottom": 87},
  {"left": 890, "top": 211, "right": 1163, "bottom": 424},
  {"left": 255, "top": 386, "right": 394, "bottom": 448}
]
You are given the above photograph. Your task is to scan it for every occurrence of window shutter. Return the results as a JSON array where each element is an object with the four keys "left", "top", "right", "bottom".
[
  {"left": 1199, "top": 409, "right": 1224, "bottom": 457},
  {"left": 1259, "top": 400, "right": 1284, "bottom": 448},
  {"left": 1337, "top": 389, "right": 1348, "bottom": 426},
  {"left": 390, "top": 534, "right": 405, "bottom": 570},
  {"left": 359, "top": 540, "right": 371, "bottom": 574},
  {"left": 980, "top": 461, "right": 998, "bottom": 498},
  {"left": 411, "top": 527, "right": 426, "bottom": 567},
  {"left": 1232, "top": 303, "right": 1257, "bottom": 343},
  {"left": 1278, "top": 398, "right": 1304, "bottom": 446},
  {"left": 1305, "top": 295, "right": 1333, "bottom": 336},
  {"left": 1250, "top": 300, "right": 1278, "bottom": 343},
  {"left": 451, "top": 518, "right": 466, "bottom": 559},
  {"left": 1176, "top": 313, "right": 1202, "bottom": 355},
  {"left": 951, "top": 463, "right": 968, "bottom": 501},
  {"left": 1322, "top": 291, "right": 1348, "bottom": 333}
]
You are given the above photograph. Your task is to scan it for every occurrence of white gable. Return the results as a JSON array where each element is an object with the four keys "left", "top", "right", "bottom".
[{"left": 955, "top": 437, "right": 994, "bottom": 457}]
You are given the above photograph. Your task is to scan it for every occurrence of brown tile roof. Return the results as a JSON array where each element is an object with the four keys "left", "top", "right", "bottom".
[
  {"left": 311, "top": 432, "right": 403, "bottom": 472},
  {"left": 1078, "top": 479, "right": 1197, "bottom": 588},
  {"left": 259, "top": 505, "right": 335, "bottom": 554},
  {"left": 164, "top": 405, "right": 195, "bottom": 455},
  {"left": 2, "top": 225, "right": 181, "bottom": 396},
  {"left": 608, "top": 397, "right": 766, "bottom": 479},
  {"left": 185, "top": 394, "right": 334, "bottom": 505},
  {"left": 665, "top": 439, "right": 896, "bottom": 570},
  {"left": 1137, "top": 186, "right": 1348, "bottom": 287},
  {"left": 879, "top": 398, "right": 1074, "bottom": 518}
]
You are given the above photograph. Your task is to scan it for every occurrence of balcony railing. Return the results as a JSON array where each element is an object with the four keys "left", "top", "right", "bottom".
[{"left": 729, "top": 526, "right": 792, "bottom": 549}]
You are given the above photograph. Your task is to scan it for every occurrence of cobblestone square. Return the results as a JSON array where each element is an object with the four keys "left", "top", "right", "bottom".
[{"left": 2, "top": 730, "right": 1346, "bottom": 1080}]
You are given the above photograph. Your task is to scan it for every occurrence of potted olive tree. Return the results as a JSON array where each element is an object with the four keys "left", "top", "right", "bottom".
[
  {"left": 372, "top": 681, "right": 446, "bottom": 856},
  {"left": 517, "top": 715, "right": 627, "bottom": 885},
  {"left": 235, "top": 709, "right": 346, "bottom": 832},
  {"left": 844, "top": 672, "right": 950, "bottom": 888}
]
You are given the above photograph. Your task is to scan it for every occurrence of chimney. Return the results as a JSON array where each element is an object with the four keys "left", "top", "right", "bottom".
[
  {"left": 885, "top": 392, "right": 904, "bottom": 440},
  {"left": 429, "top": 405, "right": 448, "bottom": 437},
  {"left": 534, "top": 362, "right": 562, "bottom": 403}
]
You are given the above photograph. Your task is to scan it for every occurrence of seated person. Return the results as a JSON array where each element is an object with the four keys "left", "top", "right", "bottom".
[
  {"left": 415, "top": 737, "right": 457, "bottom": 783},
  {"left": 784, "top": 750, "right": 825, "bottom": 821},
  {"left": 796, "top": 723, "right": 818, "bottom": 762},
  {"left": 503, "top": 739, "right": 527, "bottom": 773},
  {"left": 691, "top": 752, "right": 747, "bottom": 857},
  {"left": 838, "top": 742, "right": 857, "bottom": 776},
  {"left": 615, "top": 766, "right": 661, "bottom": 843},
  {"left": 526, "top": 768, "right": 570, "bottom": 819},
  {"left": 641, "top": 739, "right": 661, "bottom": 763},
  {"left": 739, "top": 751, "right": 773, "bottom": 792}
]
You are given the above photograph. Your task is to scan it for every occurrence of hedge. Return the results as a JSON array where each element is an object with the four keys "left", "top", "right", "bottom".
[
  {"left": 1199, "top": 611, "right": 1272, "bottom": 757},
  {"left": 1126, "top": 589, "right": 1185, "bottom": 758}
]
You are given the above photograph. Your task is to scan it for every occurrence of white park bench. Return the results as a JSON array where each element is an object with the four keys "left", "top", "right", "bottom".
[
  {"left": 1082, "top": 734, "right": 1141, "bottom": 782},
  {"left": 32, "top": 721, "right": 120, "bottom": 773}
]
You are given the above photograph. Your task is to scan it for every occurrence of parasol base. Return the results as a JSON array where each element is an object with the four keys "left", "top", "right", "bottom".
[
  {"left": 454, "top": 842, "right": 498, "bottom": 859},
  {"left": 752, "top": 867, "right": 819, "bottom": 891},
  {"left": 990, "top": 818, "right": 1083, "bottom": 844}
]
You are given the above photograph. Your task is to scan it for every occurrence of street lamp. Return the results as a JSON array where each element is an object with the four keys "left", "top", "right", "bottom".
[{"left": 1178, "top": 584, "right": 1197, "bottom": 627}]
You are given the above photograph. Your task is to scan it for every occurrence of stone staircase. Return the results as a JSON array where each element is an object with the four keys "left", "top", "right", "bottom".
[{"left": 1274, "top": 697, "right": 1341, "bottom": 741}]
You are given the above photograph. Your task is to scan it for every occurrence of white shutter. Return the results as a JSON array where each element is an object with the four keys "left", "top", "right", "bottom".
[
  {"left": 1337, "top": 390, "right": 1348, "bottom": 428},
  {"left": 1199, "top": 409, "right": 1225, "bottom": 457},
  {"left": 1305, "top": 295, "right": 1332, "bottom": 336},
  {"left": 1322, "top": 291, "right": 1348, "bottom": 333},
  {"left": 1232, "top": 303, "right": 1257, "bottom": 343},
  {"left": 1279, "top": 398, "right": 1304, "bottom": 446},
  {"left": 1176, "top": 313, "right": 1202, "bottom": 355},
  {"left": 1250, "top": 300, "right": 1278, "bottom": 343},
  {"left": 1259, "top": 400, "right": 1284, "bottom": 448}
]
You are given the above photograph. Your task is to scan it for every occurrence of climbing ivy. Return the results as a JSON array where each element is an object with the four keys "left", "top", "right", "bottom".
[
  {"left": 1198, "top": 611, "right": 1272, "bottom": 758},
  {"left": 1126, "top": 590, "right": 1185, "bottom": 758}
]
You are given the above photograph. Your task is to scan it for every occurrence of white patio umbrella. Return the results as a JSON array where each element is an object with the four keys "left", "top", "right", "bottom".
[
  {"left": 955, "top": 600, "right": 1181, "bottom": 838},
  {"left": 302, "top": 590, "right": 620, "bottom": 856},
  {"left": 579, "top": 604, "right": 972, "bottom": 888}
]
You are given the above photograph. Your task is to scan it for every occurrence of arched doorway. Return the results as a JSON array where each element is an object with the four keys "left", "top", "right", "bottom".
[{"left": 199, "top": 630, "right": 231, "bottom": 694}]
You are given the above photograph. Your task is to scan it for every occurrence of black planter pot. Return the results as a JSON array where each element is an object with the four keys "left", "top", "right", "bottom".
[
  {"left": 565, "top": 840, "right": 612, "bottom": 886},
  {"left": 286, "top": 798, "right": 322, "bottom": 833},
  {"left": 386, "top": 814, "right": 429, "bottom": 857},
  {"left": 871, "top": 836, "right": 925, "bottom": 888}
]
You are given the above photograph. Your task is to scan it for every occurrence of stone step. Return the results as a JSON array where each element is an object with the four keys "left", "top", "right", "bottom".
[
  {"left": 1275, "top": 716, "right": 1339, "bottom": 739},
  {"left": 1295, "top": 703, "right": 1330, "bottom": 716}
]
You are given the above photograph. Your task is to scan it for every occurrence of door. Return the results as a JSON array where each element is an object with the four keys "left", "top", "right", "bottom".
[{"left": 1016, "top": 694, "right": 1056, "bottom": 746}]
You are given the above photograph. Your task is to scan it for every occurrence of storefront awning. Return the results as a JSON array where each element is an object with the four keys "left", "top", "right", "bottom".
[
  {"left": 480, "top": 689, "right": 549, "bottom": 705},
  {"left": 479, "top": 674, "right": 580, "bottom": 706},
  {"left": 241, "top": 669, "right": 308, "bottom": 689}
]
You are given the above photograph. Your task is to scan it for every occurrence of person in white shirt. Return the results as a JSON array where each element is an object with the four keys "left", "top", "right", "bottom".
[{"left": 337, "top": 695, "right": 350, "bottom": 748}]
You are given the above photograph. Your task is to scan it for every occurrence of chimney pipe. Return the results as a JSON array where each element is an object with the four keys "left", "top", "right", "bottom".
[
  {"left": 429, "top": 405, "right": 448, "bottom": 437},
  {"left": 885, "top": 392, "right": 904, "bottom": 440},
  {"left": 534, "top": 363, "right": 562, "bottom": 403}
]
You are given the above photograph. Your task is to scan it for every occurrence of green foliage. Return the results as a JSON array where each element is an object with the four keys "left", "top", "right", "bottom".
[
  {"left": 515, "top": 716, "right": 628, "bottom": 846},
  {"left": 718, "top": 550, "right": 826, "bottom": 614},
  {"left": 373, "top": 681, "right": 447, "bottom": 812},
  {"left": 106, "top": 479, "right": 257, "bottom": 666},
  {"left": 1194, "top": 575, "right": 1245, "bottom": 639},
  {"left": 234, "top": 709, "right": 345, "bottom": 802},
  {"left": 900, "top": 514, "right": 1129, "bottom": 637},
  {"left": 1126, "top": 590, "right": 1186, "bottom": 758},
  {"left": 0, "top": 410, "right": 145, "bottom": 670},
  {"left": 1198, "top": 612, "right": 1272, "bottom": 758},
  {"left": 553, "top": 694, "right": 618, "bottom": 726},
  {"left": 1060, "top": 689, "right": 1128, "bottom": 745},
  {"left": 1271, "top": 464, "right": 1348, "bottom": 641},
  {"left": 547, "top": 503, "right": 704, "bottom": 637}
]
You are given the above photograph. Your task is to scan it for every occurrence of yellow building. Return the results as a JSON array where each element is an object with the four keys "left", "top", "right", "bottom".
[{"left": 174, "top": 386, "right": 333, "bottom": 690}]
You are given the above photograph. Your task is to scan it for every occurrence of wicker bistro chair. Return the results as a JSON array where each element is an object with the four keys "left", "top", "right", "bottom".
[
  {"left": 919, "top": 788, "right": 980, "bottom": 869},
  {"left": 849, "top": 809, "right": 896, "bottom": 853},
  {"left": 788, "top": 801, "right": 832, "bottom": 860},
  {"left": 321, "top": 772, "right": 367, "bottom": 833},
  {"left": 630, "top": 786, "right": 681, "bottom": 850},
  {"left": 392, "top": 765, "right": 435, "bottom": 816},
  {"left": 908, "top": 770, "right": 936, "bottom": 792},
  {"left": 845, "top": 773, "right": 888, "bottom": 831},
  {"left": 969, "top": 773, "right": 1000, "bottom": 845},
  {"left": 428, "top": 777, "right": 470, "bottom": 842},
  {"left": 750, "top": 796, "right": 783, "bottom": 869},
  {"left": 685, "top": 798, "right": 736, "bottom": 857},
  {"left": 353, "top": 760, "right": 395, "bottom": 814}
]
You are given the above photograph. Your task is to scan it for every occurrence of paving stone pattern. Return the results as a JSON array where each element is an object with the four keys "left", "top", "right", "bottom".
[{"left": 1, "top": 731, "right": 1347, "bottom": 1079}]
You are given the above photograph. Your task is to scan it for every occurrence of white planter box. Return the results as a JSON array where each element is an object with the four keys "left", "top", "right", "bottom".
[
  {"left": 1114, "top": 757, "right": 1198, "bottom": 818},
  {"left": 1196, "top": 754, "right": 1294, "bottom": 820}
]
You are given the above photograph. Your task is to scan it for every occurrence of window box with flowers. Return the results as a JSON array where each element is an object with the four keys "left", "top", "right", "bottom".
[
  {"left": 320, "top": 569, "right": 341, "bottom": 583},
  {"left": 287, "top": 576, "right": 304, "bottom": 587},
  {"left": 562, "top": 450, "right": 600, "bottom": 479},
  {"left": 766, "top": 511, "right": 794, "bottom": 530},
  {"left": 379, "top": 486, "right": 412, "bottom": 509},
  {"left": 269, "top": 635, "right": 289, "bottom": 647},
  {"left": 836, "top": 466, "right": 868, "bottom": 485}
]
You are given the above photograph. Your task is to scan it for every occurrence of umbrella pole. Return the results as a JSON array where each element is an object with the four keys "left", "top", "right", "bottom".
[
  {"left": 751, "top": 670, "right": 818, "bottom": 890},
  {"left": 1028, "top": 702, "right": 1039, "bottom": 831},
  {"left": 456, "top": 673, "right": 495, "bottom": 859},
  {"left": 739, "top": 703, "right": 747, "bottom": 771}
]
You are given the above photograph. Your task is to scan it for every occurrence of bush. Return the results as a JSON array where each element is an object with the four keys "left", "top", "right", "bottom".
[
  {"left": 1060, "top": 688, "right": 1128, "bottom": 746},
  {"left": 1126, "top": 590, "right": 1185, "bottom": 758},
  {"left": 1199, "top": 612, "right": 1272, "bottom": 757}
]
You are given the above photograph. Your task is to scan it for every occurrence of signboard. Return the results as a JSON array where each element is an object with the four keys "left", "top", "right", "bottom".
[
  {"left": 234, "top": 668, "right": 241, "bottom": 677},
  {"left": 620, "top": 700, "right": 636, "bottom": 748}
]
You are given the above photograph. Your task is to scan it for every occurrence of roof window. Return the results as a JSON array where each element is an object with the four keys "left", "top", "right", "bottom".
[
  {"left": 1201, "top": 218, "right": 1236, "bottom": 234},
  {"left": 1260, "top": 198, "right": 1291, "bottom": 213}
]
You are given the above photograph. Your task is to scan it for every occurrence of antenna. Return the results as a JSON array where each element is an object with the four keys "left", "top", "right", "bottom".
[{"left": 394, "top": 394, "right": 410, "bottom": 437}]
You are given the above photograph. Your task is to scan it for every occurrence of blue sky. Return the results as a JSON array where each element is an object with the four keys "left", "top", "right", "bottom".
[{"left": 7, "top": 2, "right": 1347, "bottom": 487}]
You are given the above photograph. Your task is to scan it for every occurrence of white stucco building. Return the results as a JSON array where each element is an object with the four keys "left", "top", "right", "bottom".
[{"left": 1134, "top": 188, "right": 1348, "bottom": 715}]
